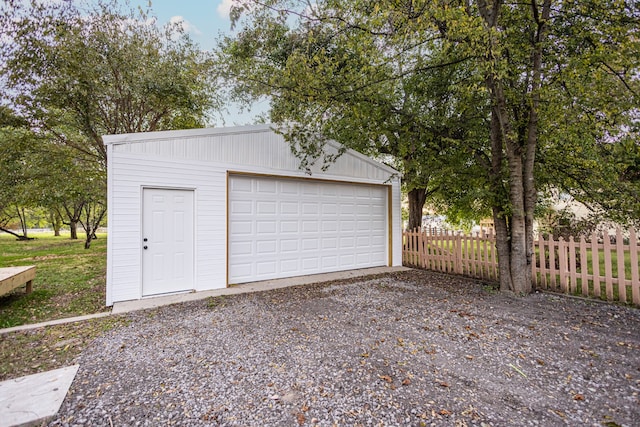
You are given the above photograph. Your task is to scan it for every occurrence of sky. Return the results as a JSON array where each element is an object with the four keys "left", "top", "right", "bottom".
[
  {"left": 127, "top": 0, "right": 233, "bottom": 51},
  {"left": 126, "top": 0, "right": 268, "bottom": 125}
]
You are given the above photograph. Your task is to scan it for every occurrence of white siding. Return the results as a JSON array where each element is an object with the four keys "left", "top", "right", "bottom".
[{"left": 108, "top": 125, "right": 396, "bottom": 183}]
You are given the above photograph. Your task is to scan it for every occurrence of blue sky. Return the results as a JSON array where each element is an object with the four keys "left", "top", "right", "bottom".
[{"left": 128, "top": 0, "right": 233, "bottom": 51}]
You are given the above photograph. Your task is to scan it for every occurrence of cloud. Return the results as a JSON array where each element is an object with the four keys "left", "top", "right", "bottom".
[
  {"left": 169, "top": 15, "right": 202, "bottom": 36},
  {"left": 217, "top": 0, "right": 233, "bottom": 18}
]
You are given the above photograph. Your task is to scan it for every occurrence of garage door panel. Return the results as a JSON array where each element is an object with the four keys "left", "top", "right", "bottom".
[
  {"left": 302, "top": 238, "right": 319, "bottom": 251},
  {"left": 231, "top": 241, "right": 253, "bottom": 255},
  {"left": 339, "top": 254, "right": 355, "bottom": 266},
  {"left": 281, "top": 181, "right": 299, "bottom": 194},
  {"left": 322, "top": 221, "right": 337, "bottom": 232},
  {"left": 256, "top": 201, "right": 276, "bottom": 214},
  {"left": 229, "top": 175, "right": 387, "bottom": 283},
  {"left": 339, "top": 236, "right": 355, "bottom": 248},
  {"left": 280, "top": 259, "right": 299, "bottom": 273},
  {"left": 340, "top": 221, "right": 355, "bottom": 232},
  {"left": 280, "top": 239, "right": 299, "bottom": 252},
  {"left": 256, "top": 221, "right": 277, "bottom": 233},
  {"left": 257, "top": 240, "right": 277, "bottom": 254},
  {"left": 322, "top": 255, "right": 337, "bottom": 269},
  {"left": 302, "top": 183, "right": 319, "bottom": 195},
  {"left": 281, "top": 202, "right": 299, "bottom": 215},
  {"left": 230, "top": 221, "right": 252, "bottom": 234},
  {"left": 257, "top": 261, "right": 276, "bottom": 275},
  {"left": 357, "top": 221, "right": 371, "bottom": 231},
  {"left": 302, "top": 258, "right": 319, "bottom": 271},
  {"left": 280, "top": 221, "right": 298, "bottom": 233},
  {"left": 303, "top": 203, "right": 319, "bottom": 215},
  {"left": 322, "top": 203, "right": 337, "bottom": 215},
  {"left": 357, "top": 253, "right": 371, "bottom": 265},
  {"left": 340, "top": 204, "right": 355, "bottom": 214},
  {"left": 302, "top": 221, "right": 318, "bottom": 233},
  {"left": 257, "top": 180, "right": 277, "bottom": 193},
  {"left": 322, "top": 237, "right": 337, "bottom": 249}
]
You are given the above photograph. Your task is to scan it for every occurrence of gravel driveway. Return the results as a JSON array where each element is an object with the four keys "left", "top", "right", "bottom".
[{"left": 51, "top": 270, "right": 639, "bottom": 426}]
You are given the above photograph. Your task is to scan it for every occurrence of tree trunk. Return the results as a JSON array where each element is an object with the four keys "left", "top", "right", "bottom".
[
  {"left": 407, "top": 187, "right": 427, "bottom": 231},
  {"left": 79, "top": 201, "right": 107, "bottom": 249},
  {"left": 0, "top": 226, "right": 31, "bottom": 240},
  {"left": 485, "top": 65, "right": 531, "bottom": 295},
  {"left": 69, "top": 220, "right": 78, "bottom": 240},
  {"left": 489, "top": 109, "right": 514, "bottom": 292},
  {"left": 493, "top": 208, "right": 513, "bottom": 292},
  {"left": 49, "top": 211, "right": 62, "bottom": 236},
  {"left": 16, "top": 206, "right": 28, "bottom": 239}
]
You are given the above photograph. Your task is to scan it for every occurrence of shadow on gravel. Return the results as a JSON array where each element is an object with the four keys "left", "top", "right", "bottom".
[{"left": 51, "top": 270, "right": 639, "bottom": 426}]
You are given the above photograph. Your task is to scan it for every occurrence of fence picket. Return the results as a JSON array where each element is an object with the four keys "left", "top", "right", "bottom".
[
  {"left": 538, "top": 235, "right": 546, "bottom": 289},
  {"left": 591, "top": 231, "right": 601, "bottom": 299},
  {"left": 616, "top": 228, "right": 626, "bottom": 303},
  {"left": 631, "top": 229, "right": 639, "bottom": 305},
  {"left": 603, "top": 231, "right": 613, "bottom": 301},
  {"left": 549, "top": 237, "right": 557, "bottom": 290},
  {"left": 558, "top": 237, "right": 568, "bottom": 292},
  {"left": 579, "top": 236, "right": 589, "bottom": 296},
  {"left": 476, "top": 232, "right": 482, "bottom": 278},
  {"left": 569, "top": 236, "right": 577, "bottom": 294},
  {"left": 490, "top": 230, "right": 497, "bottom": 280}
]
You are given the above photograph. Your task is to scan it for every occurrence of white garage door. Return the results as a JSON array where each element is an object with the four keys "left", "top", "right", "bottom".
[{"left": 228, "top": 175, "right": 387, "bottom": 284}]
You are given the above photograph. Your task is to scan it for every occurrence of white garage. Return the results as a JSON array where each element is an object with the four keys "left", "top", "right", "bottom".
[{"left": 104, "top": 125, "right": 402, "bottom": 306}]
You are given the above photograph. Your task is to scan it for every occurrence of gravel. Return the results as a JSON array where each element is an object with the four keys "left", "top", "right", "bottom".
[{"left": 50, "top": 270, "right": 640, "bottom": 426}]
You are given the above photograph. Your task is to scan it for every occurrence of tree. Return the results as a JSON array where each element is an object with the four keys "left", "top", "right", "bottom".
[
  {"left": 1, "top": 0, "right": 220, "bottom": 247},
  {"left": 222, "top": 0, "right": 639, "bottom": 294}
]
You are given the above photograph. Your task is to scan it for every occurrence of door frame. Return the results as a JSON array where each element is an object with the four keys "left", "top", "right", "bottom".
[{"left": 140, "top": 186, "right": 196, "bottom": 298}]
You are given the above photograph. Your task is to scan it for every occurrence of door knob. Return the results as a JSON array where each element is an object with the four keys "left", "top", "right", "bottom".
[
  {"left": 143, "top": 238, "right": 148, "bottom": 242},
  {"left": 143, "top": 245, "right": 148, "bottom": 250}
]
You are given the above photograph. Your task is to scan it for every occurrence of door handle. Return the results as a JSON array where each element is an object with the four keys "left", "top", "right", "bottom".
[
  {"left": 143, "top": 238, "right": 148, "bottom": 242},
  {"left": 143, "top": 246, "right": 148, "bottom": 250}
]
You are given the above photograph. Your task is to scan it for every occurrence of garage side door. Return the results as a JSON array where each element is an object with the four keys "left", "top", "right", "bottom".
[{"left": 228, "top": 175, "right": 387, "bottom": 284}]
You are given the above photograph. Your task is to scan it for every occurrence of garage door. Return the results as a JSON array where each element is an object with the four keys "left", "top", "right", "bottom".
[{"left": 228, "top": 175, "right": 387, "bottom": 284}]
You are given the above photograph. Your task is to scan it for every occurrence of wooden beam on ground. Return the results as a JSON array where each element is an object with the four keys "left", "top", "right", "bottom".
[{"left": 0, "top": 266, "right": 36, "bottom": 296}]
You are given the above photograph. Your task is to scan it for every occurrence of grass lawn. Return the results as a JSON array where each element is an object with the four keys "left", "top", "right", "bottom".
[
  {"left": 0, "top": 232, "right": 108, "bottom": 328},
  {"left": 0, "top": 315, "right": 129, "bottom": 381}
]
